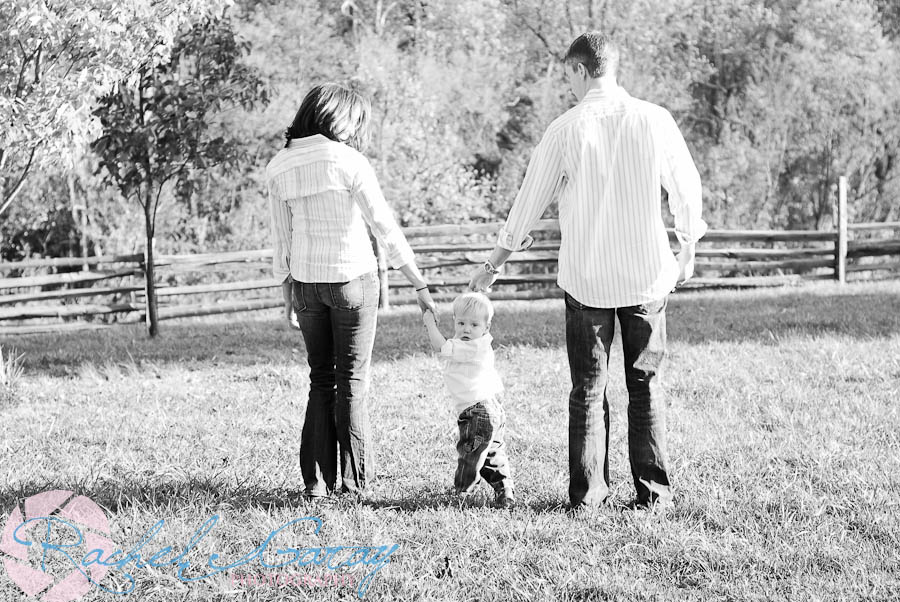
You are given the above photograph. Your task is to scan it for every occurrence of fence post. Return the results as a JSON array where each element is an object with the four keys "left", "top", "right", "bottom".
[
  {"left": 375, "top": 241, "right": 389, "bottom": 309},
  {"left": 835, "top": 176, "right": 848, "bottom": 284}
]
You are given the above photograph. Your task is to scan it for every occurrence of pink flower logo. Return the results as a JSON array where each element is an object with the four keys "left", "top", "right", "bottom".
[{"left": 1, "top": 490, "right": 114, "bottom": 601}]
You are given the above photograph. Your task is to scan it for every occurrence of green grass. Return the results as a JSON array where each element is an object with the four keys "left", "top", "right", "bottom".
[{"left": 1, "top": 281, "right": 899, "bottom": 601}]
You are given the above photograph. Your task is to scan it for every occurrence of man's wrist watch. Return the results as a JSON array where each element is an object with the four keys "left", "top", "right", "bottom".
[{"left": 483, "top": 260, "right": 501, "bottom": 275}]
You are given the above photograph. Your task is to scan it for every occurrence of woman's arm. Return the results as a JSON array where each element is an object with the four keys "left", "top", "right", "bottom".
[
  {"left": 352, "top": 158, "right": 436, "bottom": 312},
  {"left": 267, "top": 174, "right": 298, "bottom": 329}
]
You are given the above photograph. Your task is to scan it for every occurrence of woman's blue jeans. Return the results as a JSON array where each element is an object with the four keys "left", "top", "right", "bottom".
[
  {"left": 292, "top": 272, "right": 379, "bottom": 497},
  {"left": 565, "top": 292, "right": 672, "bottom": 508}
]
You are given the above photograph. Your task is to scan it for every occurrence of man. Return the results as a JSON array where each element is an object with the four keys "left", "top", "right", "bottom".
[{"left": 469, "top": 31, "right": 707, "bottom": 511}]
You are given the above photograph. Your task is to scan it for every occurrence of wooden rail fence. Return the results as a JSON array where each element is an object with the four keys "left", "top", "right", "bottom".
[{"left": 2, "top": 199, "right": 899, "bottom": 335}]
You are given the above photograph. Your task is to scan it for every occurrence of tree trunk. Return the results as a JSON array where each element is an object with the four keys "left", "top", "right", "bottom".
[{"left": 143, "top": 204, "right": 160, "bottom": 337}]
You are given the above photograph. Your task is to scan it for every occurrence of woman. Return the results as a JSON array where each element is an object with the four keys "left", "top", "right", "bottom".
[{"left": 267, "top": 83, "right": 435, "bottom": 498}]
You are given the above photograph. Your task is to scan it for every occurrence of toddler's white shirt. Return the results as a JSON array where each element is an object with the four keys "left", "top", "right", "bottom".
[{"left": 440, "top": 334, "right": 504, "bottom": 414}]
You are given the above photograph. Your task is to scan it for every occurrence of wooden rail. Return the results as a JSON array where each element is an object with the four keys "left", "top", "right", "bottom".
[{"left": 1, "top": 208, "right": 899, "bottom": 332}]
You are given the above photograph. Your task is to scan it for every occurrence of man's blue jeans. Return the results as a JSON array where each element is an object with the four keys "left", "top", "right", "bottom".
[
  {"left": 292, "top": 272, "right": 379, "bottom": 497},
  {"left": 565, "top": 292, "right": 671, "bottom": 507}
]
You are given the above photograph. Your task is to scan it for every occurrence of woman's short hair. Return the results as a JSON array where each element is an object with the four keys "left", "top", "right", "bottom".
[
  {"left": 285, "top": 83, "right": 371, "bottom": 151},
  {"left": 564, "top": 31, "right": 619, "bottom": 78},
  {"left": 452, "top": 292, "right": 494, "bottom": 323}
]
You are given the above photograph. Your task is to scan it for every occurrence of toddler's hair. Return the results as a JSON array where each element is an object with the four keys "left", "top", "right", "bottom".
[{"left": 452, "top": 292, "right": 494, "bottom": 323}]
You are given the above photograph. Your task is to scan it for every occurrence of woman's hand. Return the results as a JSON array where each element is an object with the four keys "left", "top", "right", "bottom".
[
  {"left": 282, "top": 277, "right": 300, "bottom": 330},
  {"left": 416, "top": 286, "right": 437, "bottom": 315}
]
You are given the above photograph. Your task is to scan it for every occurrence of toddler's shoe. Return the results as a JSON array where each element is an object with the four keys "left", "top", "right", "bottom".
[{"left": 494, "top": 489, "right": 517, "bottom": 509}]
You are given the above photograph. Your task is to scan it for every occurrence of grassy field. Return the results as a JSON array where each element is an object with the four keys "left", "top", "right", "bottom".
[{"left": 1, "top": 281, "right": 899, "bottom": 601}]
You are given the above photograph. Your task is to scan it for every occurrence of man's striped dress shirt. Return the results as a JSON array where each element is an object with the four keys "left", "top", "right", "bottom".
[
  {"left": 267, "top": 135, "right": 415, "bottom": 283},
  {"left": 497, "top": 85, "right": 708, "bottom": 307}
]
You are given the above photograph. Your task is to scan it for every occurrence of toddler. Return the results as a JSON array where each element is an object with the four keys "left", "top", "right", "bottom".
[{"left": 422, "top": 292, "right": 515, "bottom": 508}]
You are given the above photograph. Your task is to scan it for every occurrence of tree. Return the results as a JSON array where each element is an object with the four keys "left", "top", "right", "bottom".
[
  {"left": 0, "top": 0, "right": 231, "bottom": 219},
  {"left": 92, "top": 15, "right": 267, "bottom": 336}
]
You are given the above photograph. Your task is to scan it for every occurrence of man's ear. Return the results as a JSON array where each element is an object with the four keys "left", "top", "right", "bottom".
[
  {"left": 486, "top": 321, "right": 492, "bottom": 332},
  {"left": 575, "top": 61, "right": 588, "bottom": 78}
]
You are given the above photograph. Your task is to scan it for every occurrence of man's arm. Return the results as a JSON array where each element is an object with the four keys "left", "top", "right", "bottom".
[
  {"left": 469, "top": 128, "right": 564, "bottom": 291},
  {"left": 422, "top": 309, "right": 446, "bottom": 352},
  {"left": 658, "top": 110, "right": 707, "bottom": 286}
]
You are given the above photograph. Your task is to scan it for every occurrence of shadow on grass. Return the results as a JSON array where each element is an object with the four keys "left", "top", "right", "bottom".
[
  {"left": 3, "top": 282, "right": 899, "bottom": 376},
  {"left": 364, "top": 485, "right": 572, "bottom": 514},
  {"left": 0, "top": 478, "right": 575, "bottom": 516},
  {"left": 0, "top": 477, "right": 315, "bottom": 516}
]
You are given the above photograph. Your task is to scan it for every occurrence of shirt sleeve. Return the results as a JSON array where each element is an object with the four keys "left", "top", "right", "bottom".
[
  {"left": 497, "top": 128, "right": 566, "bottom": 251},
  {"left": 352, "top": 159, "right": 417, "bottom": 269},
  {"left": 267, "top": 174, "right": 292, "bottom": 282},
  {"left": 440, "top": 339, "right": 483, "bottom": 362},
  {"left": 657, "top": 110, "right": 708, "bottom": 246}
]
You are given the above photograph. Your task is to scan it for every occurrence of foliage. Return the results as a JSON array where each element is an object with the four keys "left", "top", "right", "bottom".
[
  {"left": 684, "top": 0, "right": 900, "bottom": 228},
  {"left": 4, "top": 0, "right": 900, "bottom": 262},
  {"left": 0, "top": 0, "right": 231, "bottom": 217}
]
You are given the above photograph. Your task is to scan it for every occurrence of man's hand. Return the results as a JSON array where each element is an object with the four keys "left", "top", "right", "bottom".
[
  {"left": 468, "top": 266, "right": 498, "bottom": 292},
  {"left": 675, "top": 244, "right": 696, "bottom": 287}
]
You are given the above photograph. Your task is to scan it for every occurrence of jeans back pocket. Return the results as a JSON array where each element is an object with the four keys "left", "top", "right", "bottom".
[{"left": 330, "top": 272, "right": 377, "bottom": 310}]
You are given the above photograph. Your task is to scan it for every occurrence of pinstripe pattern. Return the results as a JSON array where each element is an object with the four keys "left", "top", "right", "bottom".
[
  {"left": 498, "top": 86, "right": 707, "bottom": 307},
  {"left": 266, "top": 135, "right": 416, "bottom": 283}
]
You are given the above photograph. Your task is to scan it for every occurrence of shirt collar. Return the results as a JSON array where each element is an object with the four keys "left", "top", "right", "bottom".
[
  {"left": 475, "top": 333, "right": 493, "bottom": 348},
  {"left": 287, "top": 134, "right": 329, "bottom": 149},
  {"left": 581, "top": 84, "right": 629, "bottom": 103},
  {"left": 455, "top": 333, "right": 493, "bottom": 347}
]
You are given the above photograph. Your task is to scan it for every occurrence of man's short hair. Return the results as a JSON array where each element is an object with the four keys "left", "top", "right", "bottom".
[
  {"left": 564, "top": 32, "right": 620, "bottom": 78},
  {"left": 452, "top": 292, "right": 494, "bottom": 323}
]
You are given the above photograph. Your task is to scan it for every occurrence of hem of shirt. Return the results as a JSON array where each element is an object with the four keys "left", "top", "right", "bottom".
[
  {"left": 558, "top": 279, "right": 677, "bottom": 308},
  {"left": 287, "top": 263, "right": 379, "bottom": 283}
]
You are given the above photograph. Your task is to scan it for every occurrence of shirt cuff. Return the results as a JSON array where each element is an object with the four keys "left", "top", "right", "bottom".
[
  {"left": 440, "top": 339, "right": 454, "bottom": 357},
  {"left": 497, "top": 228, "right": 535, "bottom": 252},
  {"left": 674, "top": 220, "right": 708, "bottom": 246}
]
